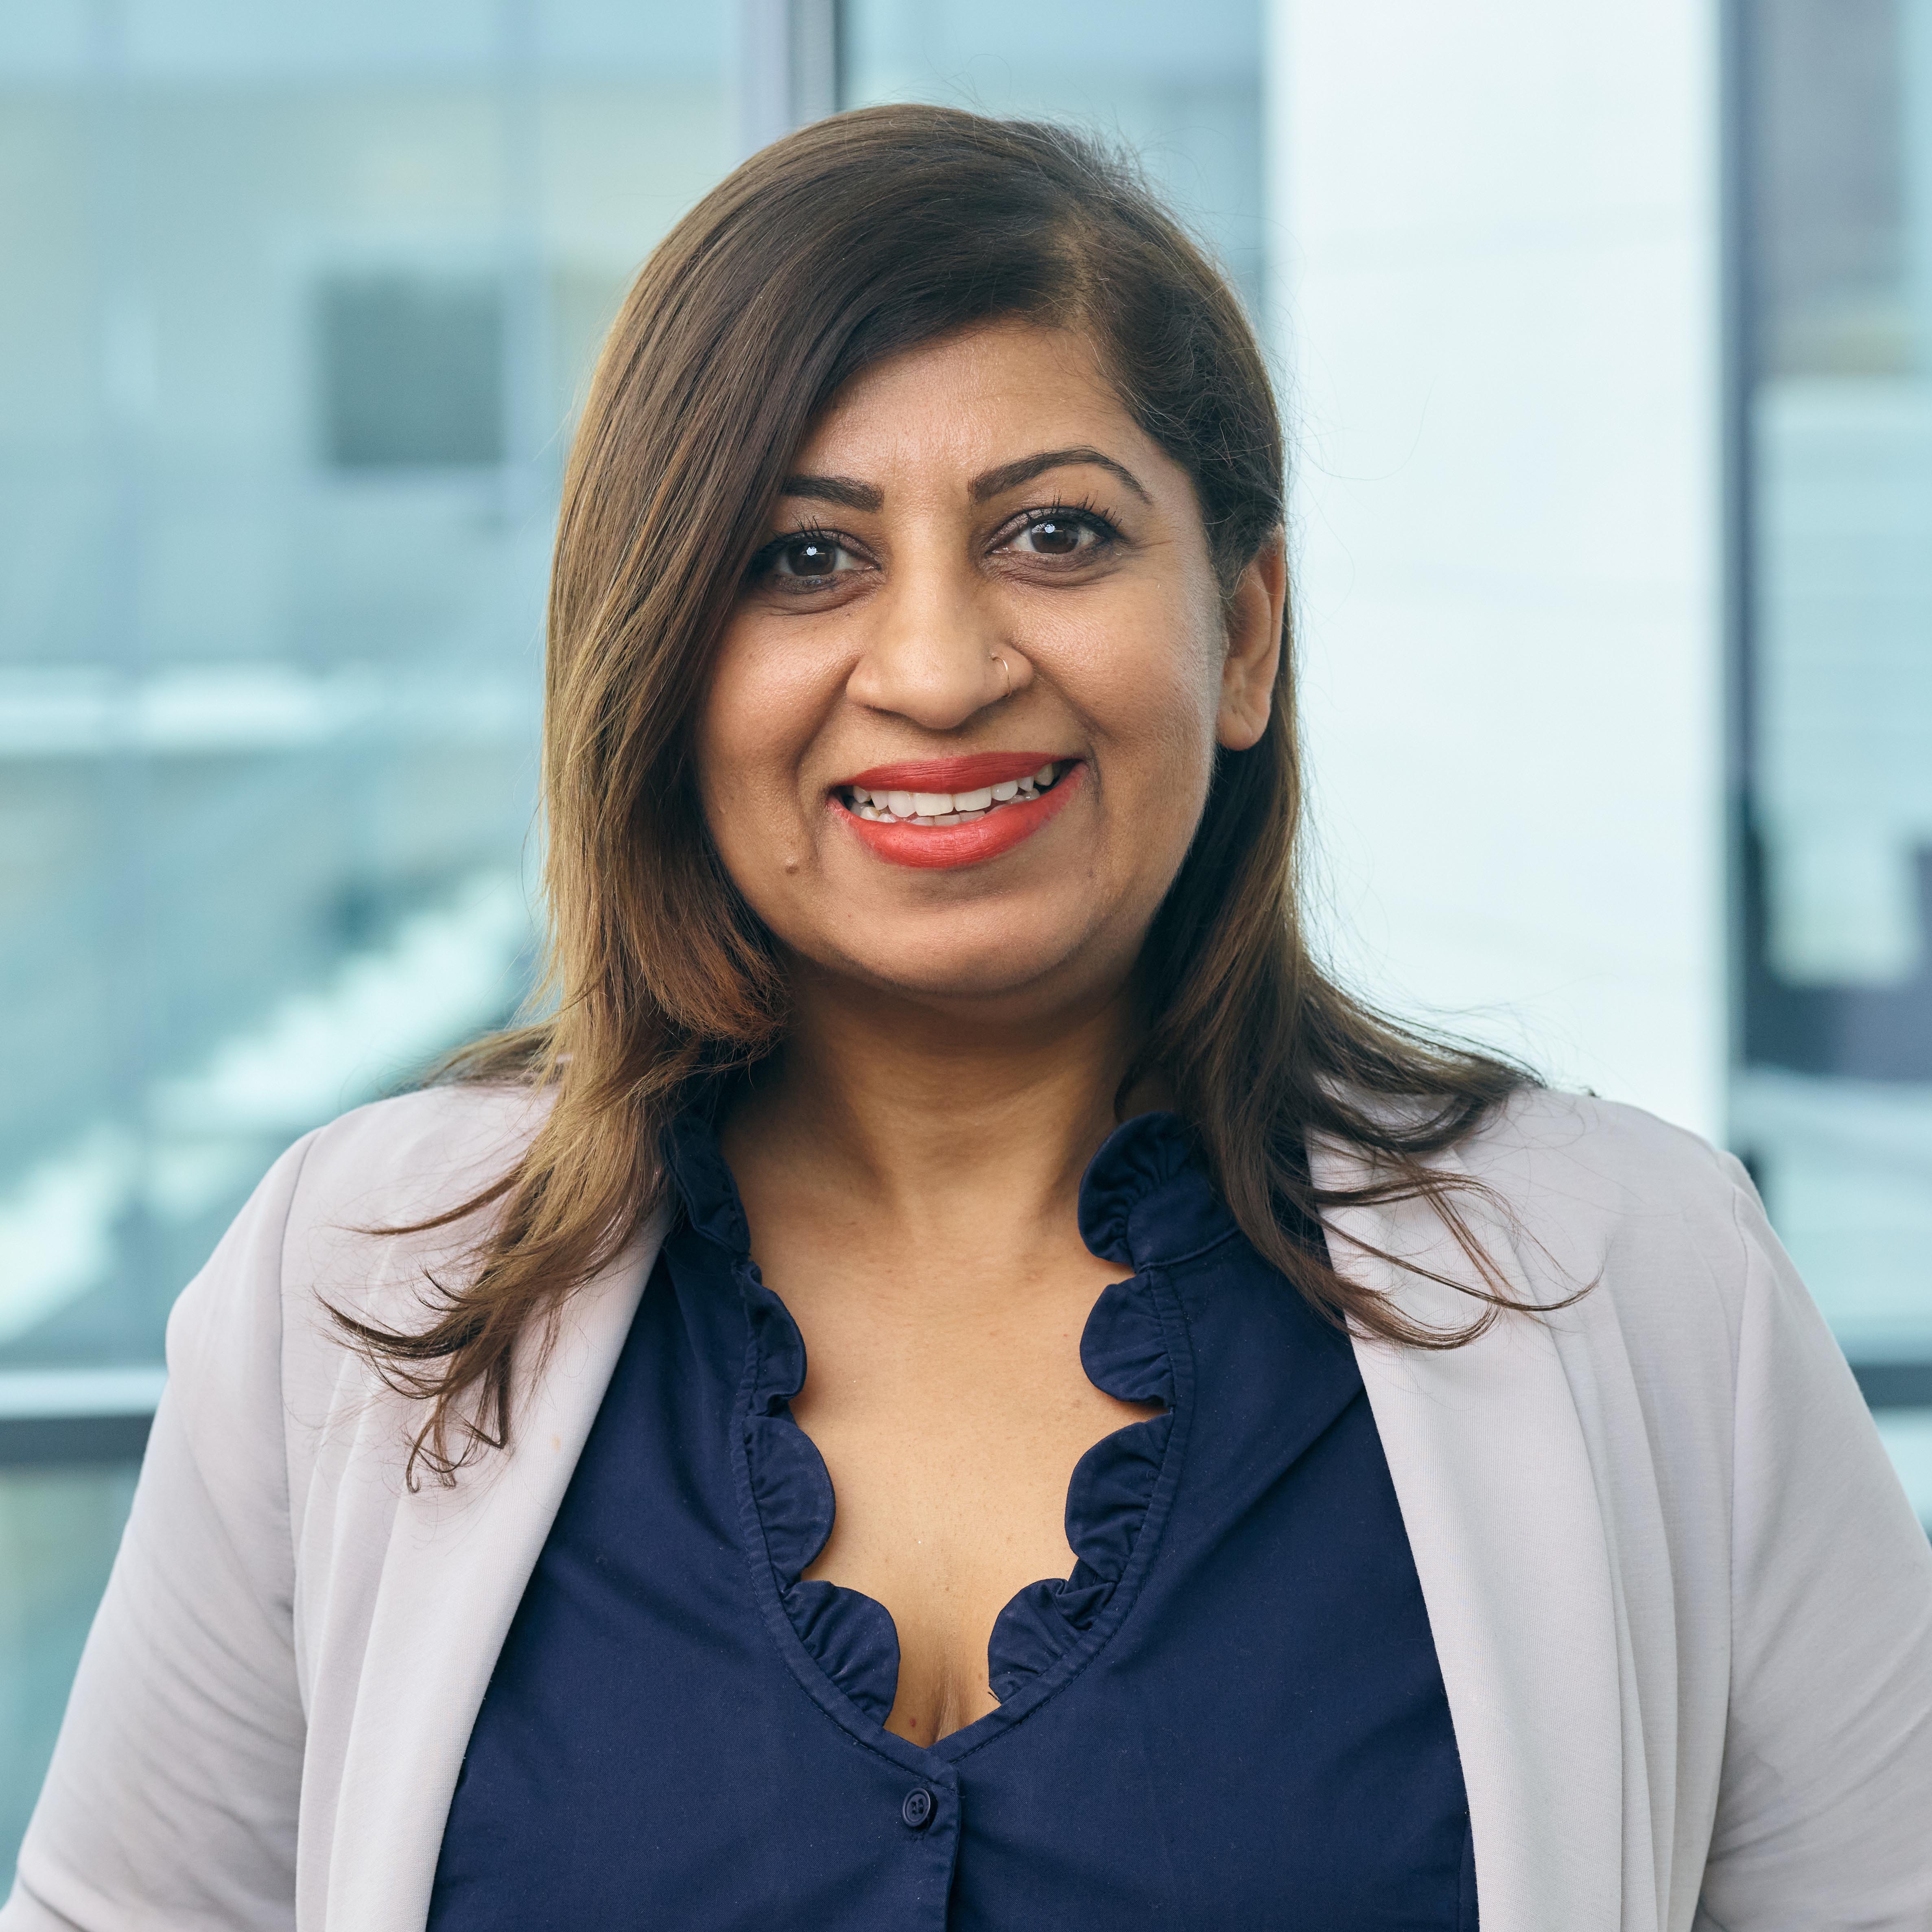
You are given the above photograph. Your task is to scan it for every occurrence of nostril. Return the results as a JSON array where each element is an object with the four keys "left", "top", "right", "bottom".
[{"left": 845, "top": 627, "right": 1027, "bottom": 731}]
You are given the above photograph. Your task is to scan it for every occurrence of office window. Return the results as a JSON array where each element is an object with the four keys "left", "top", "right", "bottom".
[
  {"left": 839, "top": 0, "right": 1265, "bottom": 316},
  {"left": 0, "top": 1463, "right": 138, "bottom": 1831},
  {"left": 0, "top": 0, "right": 729, "bottom": 1864},
  {"left": 1733, "top": 0, "right": 1932, "bottom": 1509}
]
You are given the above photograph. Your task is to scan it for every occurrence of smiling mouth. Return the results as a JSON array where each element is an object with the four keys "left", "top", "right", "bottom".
[{"left": 838, "top": 761, "right": 1068, "bottom": 826}]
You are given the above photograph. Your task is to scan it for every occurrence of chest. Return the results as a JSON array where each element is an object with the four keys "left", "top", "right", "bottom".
[
  {"left": 782, "top": 1262, "right": 1163, "bottom": 1743},
  {"left": 430, "top": 1227, "right": 1475, "bottom": 1932}
]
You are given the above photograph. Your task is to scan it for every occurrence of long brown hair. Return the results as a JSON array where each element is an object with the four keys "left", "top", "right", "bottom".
[{"left": 340, "top": 104, "right": 1539, "bottom": 1484}]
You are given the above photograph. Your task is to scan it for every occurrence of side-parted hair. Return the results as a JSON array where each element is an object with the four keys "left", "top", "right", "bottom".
[{"left": 340, "top": 104, "right": 1539, "bottom": 1484}]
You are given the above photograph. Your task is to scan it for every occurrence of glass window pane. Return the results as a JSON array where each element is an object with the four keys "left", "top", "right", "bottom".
[
  {"left": 0, "top": 1462, "right": 140, "bottom": 1861},
  {"left": 0, "top": 0, "right": 728, "bottom": 1872},
  {"left": 1735, "top": 0, "right": 1932, "bottom": 1491},
  {"left": 0, "top": 0, "right": 728, "bottom": 1368},
  {"left": 839, "top": 0, "right": 1265, "bottom": 314}
]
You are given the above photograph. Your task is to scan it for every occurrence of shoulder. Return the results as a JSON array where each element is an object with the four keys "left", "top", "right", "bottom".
[
  {"left": 1455, "top": 1085, "right": 1742, "bottom": 1226},
  {"left": 1451, "top": 1085, "right": 1765, "bottom": 1358},
  {"left": 276, "top": 1079, "right": 555, "bottom": 1323},
  {"left": 289, "top": 1079, "right": 553, "bottom": 1237},
  {"left": 1340, "top": 1082, "right": 1754, "bottom": 1267},
  {"left": 166, "top": 1080, "right": 554, "bottom": 1399},
  {"left": 301, "top": 1078, "right": 553, "bottom": 1204}
]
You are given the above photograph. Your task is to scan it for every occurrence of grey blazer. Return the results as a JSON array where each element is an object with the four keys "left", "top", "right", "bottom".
[{"left": 5, "top": 1083, "right": 1930, "bottom": 1932}]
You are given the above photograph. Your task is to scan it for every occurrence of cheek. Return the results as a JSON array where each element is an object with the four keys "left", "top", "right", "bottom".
[
  {"left": 695, "top": 624, "right": 827, "bottom": 843},
  {"left": 1069, "top": 583, "right": 1226, "bottom": 809}
]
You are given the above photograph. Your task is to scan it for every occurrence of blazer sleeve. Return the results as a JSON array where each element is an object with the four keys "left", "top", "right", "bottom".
[
  {"left": 1, "top": 1130, "right": 317, "bottom": 1932},
  {"left": 1698, "top": 1156, "right": 1932, "bottom": 1931}
]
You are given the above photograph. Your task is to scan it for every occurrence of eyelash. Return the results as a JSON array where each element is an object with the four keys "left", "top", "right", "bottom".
[
  {"left": 747, "top": 500, "right": 1125, "bottom": 585},
  {"left": 1006, "top": 496, "right": 1122, "bottom": 556}
]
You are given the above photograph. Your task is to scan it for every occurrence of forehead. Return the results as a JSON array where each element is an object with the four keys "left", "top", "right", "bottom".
[{"left": 791, "top": 321, "right": 1152, "bottom": 482}]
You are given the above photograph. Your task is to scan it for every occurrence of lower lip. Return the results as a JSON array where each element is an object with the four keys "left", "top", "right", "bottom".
[{"left": 833, "top": 765, "right": 1084, "bottom": 870}]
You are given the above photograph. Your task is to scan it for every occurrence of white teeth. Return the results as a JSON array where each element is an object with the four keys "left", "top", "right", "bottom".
[{"left": 844, "top": 763, "right": 1068, "bottom": 824}]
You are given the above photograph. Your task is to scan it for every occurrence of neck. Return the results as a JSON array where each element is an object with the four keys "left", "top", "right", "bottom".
[{"left": 720, "top": 964, "right": 1153, "bottom": 1242}]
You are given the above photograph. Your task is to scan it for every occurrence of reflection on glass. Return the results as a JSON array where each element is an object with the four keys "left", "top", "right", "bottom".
[{"left": 1736, "top": 0, "right": 1932, "bottom": 1508}]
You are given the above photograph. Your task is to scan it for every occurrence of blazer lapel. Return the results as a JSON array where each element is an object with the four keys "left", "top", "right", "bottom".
[
  {"left": 1314, "top": 1140, "right": 1625, "bottom": 1932},
  {"left": 323, "top": 1215, "right": 664, "bottom": 1932}
]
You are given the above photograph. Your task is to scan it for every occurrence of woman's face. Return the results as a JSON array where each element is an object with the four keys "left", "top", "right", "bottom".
[{"left": 698, "top": 320, "right": 1283, "bottom": 1018}]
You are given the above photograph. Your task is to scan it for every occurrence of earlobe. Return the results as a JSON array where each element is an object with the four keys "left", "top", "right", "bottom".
[{"left": 1215, "top": 532, "right": 1286, "bottom": 752}]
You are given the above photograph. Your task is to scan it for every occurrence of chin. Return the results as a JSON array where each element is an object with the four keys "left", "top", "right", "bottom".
[{"left": 839, "top": 932, "right": 1091, "bottom": 1006}]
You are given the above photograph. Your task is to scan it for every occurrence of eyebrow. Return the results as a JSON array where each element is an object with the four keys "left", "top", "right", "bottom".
[
  {"left": 971, "top": 446, "right": 1152, "bottom": 505},
  {"left": 775, "top": 444, "right": 1152, "bottom": 516},
  {"left": 777, "top": 473, "right": 883, "bottom": 512}
]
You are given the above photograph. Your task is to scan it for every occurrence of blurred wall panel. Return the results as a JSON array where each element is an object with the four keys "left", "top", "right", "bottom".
[{"left": 1269, "top": 0, "right": 1727, "bottom": 1139}]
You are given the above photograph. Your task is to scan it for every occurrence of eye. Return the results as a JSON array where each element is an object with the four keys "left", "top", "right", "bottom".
[
  {"left": 1002, "top": 508, "right": 1116, "bottom": 562},
  {"left": 765, "top": 533, "right": 856, "bottom": 582}
]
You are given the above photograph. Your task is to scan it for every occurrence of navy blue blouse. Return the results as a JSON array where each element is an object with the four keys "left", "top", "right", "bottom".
[{"left": 429, "top": 1112, "right": 1475, "bottom": 1930}]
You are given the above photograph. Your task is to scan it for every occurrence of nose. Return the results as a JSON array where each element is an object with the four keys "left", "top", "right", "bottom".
[{"left": 844, "top": 555, "right": 1018, "bottom": 730}]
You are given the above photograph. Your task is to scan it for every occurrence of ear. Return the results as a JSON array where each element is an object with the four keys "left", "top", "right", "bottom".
[{"left": 1215, "top": 529, "right": 1286, "bottom": 752}]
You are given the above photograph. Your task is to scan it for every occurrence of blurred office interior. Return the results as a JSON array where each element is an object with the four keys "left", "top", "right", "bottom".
[{"left": 0, "top": 0, "right": 1926, "bottom": 1873}]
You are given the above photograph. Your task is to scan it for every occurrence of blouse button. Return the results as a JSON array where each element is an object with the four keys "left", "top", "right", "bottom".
[{"left": 900, "top": 1788, "right": 936, "bottom": 1830}]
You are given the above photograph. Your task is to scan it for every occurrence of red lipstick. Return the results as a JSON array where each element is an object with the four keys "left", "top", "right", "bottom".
[
  {"left": 830, "top": 756, "right": 1083, "bottom": 870},
  {"left": 840, "top": 751, "right": 1062, "bottom": 793}
]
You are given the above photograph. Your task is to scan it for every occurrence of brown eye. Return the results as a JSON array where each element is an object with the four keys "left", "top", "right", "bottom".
[
  {"left": 1005, "top": 509, "right": 1115, "bottom": 562},
  {"left": 771, "top": 535, "right": 848, "bottom": 578},
  {"left": 1021, "top": 517, "right": 1083, "bottom": 555}
]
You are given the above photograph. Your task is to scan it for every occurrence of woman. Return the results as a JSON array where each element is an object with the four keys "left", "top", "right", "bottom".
[{"left": 7, "top": 106, "right": 1929, "bottom": 1932}]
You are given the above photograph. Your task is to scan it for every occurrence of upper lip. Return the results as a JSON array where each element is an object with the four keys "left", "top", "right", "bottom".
[{"left": 836, "top": 752, "right": 1073, "bottom": 791}]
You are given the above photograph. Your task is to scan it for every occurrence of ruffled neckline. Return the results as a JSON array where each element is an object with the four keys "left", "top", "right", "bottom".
[{"left": 663, "top": 1110, "right": 1214, "bottom": 1740}]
